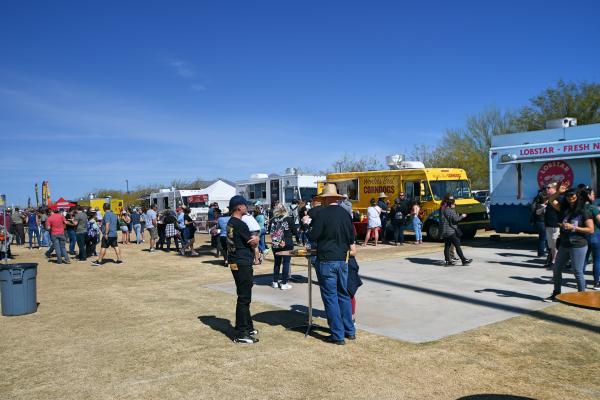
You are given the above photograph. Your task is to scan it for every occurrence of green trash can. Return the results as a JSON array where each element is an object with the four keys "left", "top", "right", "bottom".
[{"left": 0, "top": 263, "right": 38, "bottom": 316}]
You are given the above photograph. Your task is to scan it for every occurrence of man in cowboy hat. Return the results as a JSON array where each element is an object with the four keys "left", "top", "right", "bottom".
[
  {"left": 377, "top": 192, "right": 389, "bottom": 243},
  {"left": 308, "top": 184, "right": 356, "bottom": 345}
]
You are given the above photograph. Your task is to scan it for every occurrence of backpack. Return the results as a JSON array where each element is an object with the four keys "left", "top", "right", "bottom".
[
  {"left": 270, "top": 217, "right": 286, "bottom": 248},
  {"left": 87, "top": 221, "right": 98, "bottom": 238},
  {"left": 291, "top": 205, "right": 299, "bottom": 225}
]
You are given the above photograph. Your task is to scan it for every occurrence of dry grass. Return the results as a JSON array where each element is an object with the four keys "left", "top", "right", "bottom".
[{"left": 0, "top": 234, "right": 598, "bottom": 400}]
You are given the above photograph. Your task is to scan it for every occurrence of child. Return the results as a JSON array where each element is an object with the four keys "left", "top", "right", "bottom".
[
  {"left": 242, "top": 213, "right": 262, "bottom": 265},
  {"left": 411, "top": 201, "right": 423, "bottom": 244},
  {"left": 347, "top": 243, "right": 363, "bottom": 323}
]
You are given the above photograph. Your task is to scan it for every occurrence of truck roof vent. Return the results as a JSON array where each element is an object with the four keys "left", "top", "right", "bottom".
[
  {"left": 545, "top": 117, "right": 577, "bottom": 129},
  {"left": 386, "top": 154, "right": 405, "bottom": 169}
]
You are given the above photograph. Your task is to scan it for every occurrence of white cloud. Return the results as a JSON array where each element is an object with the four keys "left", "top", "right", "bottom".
[
  {"left": 168, "top": 59, "right": 196, "bottom": 79},
  {"left": 190, "top": 84, "right": 206, "bottom": 92}
]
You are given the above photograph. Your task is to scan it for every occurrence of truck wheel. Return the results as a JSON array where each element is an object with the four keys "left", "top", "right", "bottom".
[
  {"left": 426, "top": 222, "right": 441, "bottom": 241},
  {"left": 461, "top": 228, "right": 477, "bottom": 240}
]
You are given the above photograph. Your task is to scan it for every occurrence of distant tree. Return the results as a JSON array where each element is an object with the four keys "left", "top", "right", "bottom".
[
  {"left": 330, "top": 153, "right": 383, "bottom": 173},
  {"left": 513, "top": 80, "right": 600, "bottom": 131},
  {"left": 410, "top": 144, "right": 444, "bottom": 167},
  {"left": 413, "top": 108, "right": 516, "bottom": 189},
  {"left": 169, "top": 177, "right": 210, "bottom": 190}
]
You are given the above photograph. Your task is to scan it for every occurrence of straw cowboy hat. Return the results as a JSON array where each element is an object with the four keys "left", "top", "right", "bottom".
[
  {"left": 314, "top": 183, "right": 344, "bottom": 201},
  {"left": 378, "top": 192, "right": 387, "bottom": 198}
]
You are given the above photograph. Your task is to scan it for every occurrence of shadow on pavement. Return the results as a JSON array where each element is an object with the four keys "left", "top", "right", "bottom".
[
  {"left": 474, "top": 288, "right": 544, "bottom": 301},
  {"left": 360, "top": 274, "right": 600, "bottom": 334},
  {"left": 406, "top": 257, "right": 446, "bottom": 266},
  {"left": 487, "top": 260, "right": 544, "bottom": 269}
]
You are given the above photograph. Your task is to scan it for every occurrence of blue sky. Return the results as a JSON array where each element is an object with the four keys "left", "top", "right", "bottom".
[{"left": 1, "top": 0, "right": 599, "bottom": 206}]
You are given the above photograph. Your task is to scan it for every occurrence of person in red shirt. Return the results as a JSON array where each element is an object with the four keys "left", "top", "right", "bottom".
[{"left": 45, "top": 209, "right": 70, "bottom": 264}]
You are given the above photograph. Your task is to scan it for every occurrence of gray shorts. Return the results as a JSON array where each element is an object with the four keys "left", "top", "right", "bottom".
[{"left": 147, "top": 227, "right": 158, "bottom": 240}]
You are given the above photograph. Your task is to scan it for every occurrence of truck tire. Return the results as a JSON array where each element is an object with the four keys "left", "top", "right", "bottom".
[
  {"left": 461, "top": 227, "right": 477, "bottom": 240},
  {"left": 426, "top": 222, "right": 441, "bottom": 241}
]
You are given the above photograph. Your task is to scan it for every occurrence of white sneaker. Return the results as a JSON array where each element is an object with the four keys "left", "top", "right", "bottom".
[
  {"left": 271, "top": 281, "right": 279, "bottom": 289},
  {"left": 280, "top": 283, "right": 293, "bottom": 290}
]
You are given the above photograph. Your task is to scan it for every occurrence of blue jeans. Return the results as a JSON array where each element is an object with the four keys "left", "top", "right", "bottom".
[
  {"left": 52, "top": 234, "right": 70, "bottom": 264},
  {"left": 259, "top": 228, "right": 266, "bottom": 253},
  {"left": 28, "top": 226, "right": 40, "bottom": 248},
  {"left": 133, "top": 223, "right": 142, "bottom": 243},
  {"left": 553, "top": 245, "right": 587, "bottom": 293},
  {"left": 535, "top": 221, "right": 547, "bottom": 256},
  {"left": 412, "top": 217, "right": 422, "bottom": 241},
  {"left": 39, "top": 226, "right": 49, "bottom": 246},
  {"left": 588, "top": 231, "right": 600, "bottom": 285},
  {"left": 273, "top": 252, "right": 291, "bottom": 284},
  {"left": 315, "top": 260, "right": 355, "bottom": 341},
  {"left": 67, "top": 229, "right": 77, "bottom": 253}
]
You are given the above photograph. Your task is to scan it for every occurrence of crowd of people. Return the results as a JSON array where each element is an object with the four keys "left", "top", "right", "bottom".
[
  {"left": 3, "top": 180, "right": 596, "bottom": 345},
  {"left": 531, "top": 181, "right": 600, "bottom": 300}
]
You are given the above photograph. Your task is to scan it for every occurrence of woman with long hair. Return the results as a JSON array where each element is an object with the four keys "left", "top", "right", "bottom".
[
  {"left": 440, "top": 198, "right": 472, "bottom": 266},
  {"left": 269, "top": 204, "right": 295, "bottom": 290},
  {"left": 545, "top": 186, "right": 594, "bottom": 301},
  {"left": 583, "top": 187, "right": 600, "bottom": 290}
]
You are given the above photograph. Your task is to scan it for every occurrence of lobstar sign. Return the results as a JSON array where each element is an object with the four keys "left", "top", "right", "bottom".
[
  {"left": 537, "top": 161, "right": 573, "bottom": 189},
  {"left": 517, "top": 138, "right": 600, "bottom": 160}
]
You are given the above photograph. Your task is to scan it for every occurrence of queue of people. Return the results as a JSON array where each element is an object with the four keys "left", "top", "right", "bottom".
[{"left": 532, "top": 182, "right": 600, "bottom": 301}]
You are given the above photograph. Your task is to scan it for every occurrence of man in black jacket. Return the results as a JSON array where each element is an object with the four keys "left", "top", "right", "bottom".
[{"left": 308, "top": 184, "right": 356, "bottom": 345}]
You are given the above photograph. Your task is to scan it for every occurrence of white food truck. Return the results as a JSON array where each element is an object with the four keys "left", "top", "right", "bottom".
[
  {"left": 489, "top": 120, "right": 600, "bottom": 234},
  {"left": 236, "top": 169, "right": 325, "bottom": 208}
]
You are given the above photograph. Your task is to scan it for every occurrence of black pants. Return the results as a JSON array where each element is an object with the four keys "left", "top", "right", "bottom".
[
  {"left": 76, "top": 232, "right": 87, "bottom": 260},
  {"left": 444, "top": 234, "right": 465, "bottom": 262},
  {"left": 86, "top": 236, "right": 98, "bottom": 257},
  {"left": 231, "top": 263, "right": 254, "bottom": 336},
  {"left": 13, "top": 224, "right": 25, "bottom": 245},
  {"left": 392, "top": 222, "right": 404, "bottom": 244},
  {"left": 165, "top": 236, "right": 180, "bottom": 251},
  {"left": 219, "top": 236, "right": 228, "bottom": 261}
]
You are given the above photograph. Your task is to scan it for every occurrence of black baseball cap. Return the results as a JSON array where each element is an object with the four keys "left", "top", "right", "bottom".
[{"left": 229, "top": 195, "right": 248, "bottom": 210}]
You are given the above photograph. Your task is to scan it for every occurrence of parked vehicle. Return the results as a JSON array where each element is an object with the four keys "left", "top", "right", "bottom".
[{"left": 322, "top": 155, "right": 488, "bottom": 240}]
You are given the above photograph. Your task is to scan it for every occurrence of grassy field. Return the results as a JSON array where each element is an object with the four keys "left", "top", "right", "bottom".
[{"left": 1, "top": 234, "right": 599, "bottom": 400}]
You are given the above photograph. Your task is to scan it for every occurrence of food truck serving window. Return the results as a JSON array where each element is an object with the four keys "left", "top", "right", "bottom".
[
  {"left": 334, "top": 179, "right": 359, "bottom": 201},
  {"left": 430, "top": 180, "right": 472, "bottom": 200}
]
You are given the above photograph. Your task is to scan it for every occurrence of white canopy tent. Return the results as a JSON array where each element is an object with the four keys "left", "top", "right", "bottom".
[{"left": 198, "top": 180, "right": 236, "bottom": 210}]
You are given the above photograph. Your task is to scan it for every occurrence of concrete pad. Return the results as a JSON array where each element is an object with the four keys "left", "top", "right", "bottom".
[{"left": 205, "top": 244, "right": 566, "bottom": 343}]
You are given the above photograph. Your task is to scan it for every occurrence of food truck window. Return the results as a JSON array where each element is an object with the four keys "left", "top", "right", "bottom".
[
  {"left": 517, "top": 163, "right": 523, "bottom": 200},
  {"left": 335, "top": 179, "right": 359, "bottom": 201},
  {"left": 300, "top": 187, "right": 318, "bottom": 201},
  {"left": 593, "top": 159, "right": 600, "bottom": 198},
  {"left": 429, "top": 180, "right": 472, "bottom": 200},
  {"left": 163, "top": 197, "right": 169, "bottom": 209},
  {"left": 285, "top": 187, "right": 298, "bottom": 202},
  {"left": 405, "top": 182, "right": 420, "bottom": 199}
]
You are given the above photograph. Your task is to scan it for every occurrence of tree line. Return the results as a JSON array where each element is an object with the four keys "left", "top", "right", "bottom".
[
  {"left": 83, "top": 80, "right": 599, "bottom": 204},
  {"left": 330, "top": 80, "right": 600, "bottom": 189}
]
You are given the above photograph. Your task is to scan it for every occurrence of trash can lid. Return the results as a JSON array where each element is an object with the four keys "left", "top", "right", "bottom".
[{"left": 0, "top": 263, "right": 38, "bottom": 270}]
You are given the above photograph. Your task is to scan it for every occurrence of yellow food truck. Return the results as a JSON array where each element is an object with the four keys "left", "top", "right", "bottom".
[
  {"left": 322, "top": 157, "right": 488, "bottom": 240},
  {"left": 80, "top": 198, "right": 124, "bottom": 215}
]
